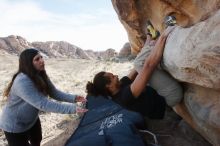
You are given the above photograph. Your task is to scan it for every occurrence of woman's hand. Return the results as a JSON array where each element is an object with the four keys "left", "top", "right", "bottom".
[
  {"left": 76, "top": 106, "right": 88, "bottom": 113},
  {"left": 75, "top": 96, "right": 88, "bottom": 114},
  {"left": 75, "top": 95, "right": 87, "bottom": 103}
]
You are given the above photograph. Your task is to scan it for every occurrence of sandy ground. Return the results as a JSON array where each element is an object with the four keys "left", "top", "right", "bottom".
[{"left": 0, "top": 52, "right": 133, "bottom": 146}]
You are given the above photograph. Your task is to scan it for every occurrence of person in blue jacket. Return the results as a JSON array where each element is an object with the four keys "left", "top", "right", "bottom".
[{"left": 0, "top": 48, "right": 87, "bottom": 146}]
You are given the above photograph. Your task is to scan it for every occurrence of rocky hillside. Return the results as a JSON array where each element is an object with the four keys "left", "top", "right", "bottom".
[
  {"left": 118, "top": 42, "right": 136, "bottom": 60},
  {"left": 112, "top": 0, "right": 220, "bottom": 145},
  {"left": 0, "top": 35, "right": 117, "bottom": 60}
]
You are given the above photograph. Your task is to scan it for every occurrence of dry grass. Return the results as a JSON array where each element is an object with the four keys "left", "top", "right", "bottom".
[{"left": 0, "top": 52, "right": 133, "bottom": 145}]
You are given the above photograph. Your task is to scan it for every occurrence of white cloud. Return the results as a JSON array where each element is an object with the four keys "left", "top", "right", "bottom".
[{"left": 0, "top": 0, "right": 128, "bottom": 51}]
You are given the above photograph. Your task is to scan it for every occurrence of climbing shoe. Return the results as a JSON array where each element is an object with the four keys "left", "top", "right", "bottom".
[
  {"left": 164, "top": 15, "right": 176, "bottom": 27},
  {"left": 146, "top": 20, "right": 160, "bottom": 40}
]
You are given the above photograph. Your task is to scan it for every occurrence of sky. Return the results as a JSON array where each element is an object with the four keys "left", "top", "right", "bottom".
[{"left": 0, "top": 0, "right": 128, "bottom": 51}]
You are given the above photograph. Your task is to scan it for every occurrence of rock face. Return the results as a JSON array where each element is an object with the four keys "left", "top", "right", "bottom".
[
  {"left": 97, "top": 48, "right": 118, "bottom": 60},
  {"left": 164, "top": 12, "right": 220, "bottom": 145},
  {"left": 112, "top": 0, "right": 220, "bottom": 54},
  {"left": 118, "top": 42, "right": 136, "bottom": 61},
  {"left": 119, "top": 42, "right": 131, "bottom": 57},
  {"left": 112, "top": 0, "right": 220, "bottom": 145},
  {"left": 85, "top": 48, "right": 117, "bottom": 60}
]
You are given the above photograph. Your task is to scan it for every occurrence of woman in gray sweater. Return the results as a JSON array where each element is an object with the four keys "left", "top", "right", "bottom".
[{"left": 0, "top": 48, "right": 87, "bottom": 146}]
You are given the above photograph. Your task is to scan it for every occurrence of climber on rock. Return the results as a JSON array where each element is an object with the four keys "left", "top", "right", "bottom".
[
  {"left": 134, "top": 25, "right": 183, "bottom": 107},
  {"left": 86, "top": 26, "right": 182, "bottom": 119}
]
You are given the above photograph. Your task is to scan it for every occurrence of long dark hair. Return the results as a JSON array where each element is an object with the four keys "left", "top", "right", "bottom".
[
  {"left": 86, "top": 71, "right": 111, "bottom": 97},
  {"left": 3, "top": 48, "right": 51, "bottom": 97}
]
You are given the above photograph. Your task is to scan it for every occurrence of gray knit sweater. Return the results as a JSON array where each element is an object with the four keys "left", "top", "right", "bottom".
[{"left": 0, "top": 73, "right": 76, "bottom": 133}]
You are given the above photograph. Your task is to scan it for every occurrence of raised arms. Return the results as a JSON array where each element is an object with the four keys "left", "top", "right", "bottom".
[{"left": 130, "top": 27, "right": 174, "bottom": 97}]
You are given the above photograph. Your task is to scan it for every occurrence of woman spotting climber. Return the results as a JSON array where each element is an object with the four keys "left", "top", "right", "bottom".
[{"left": 0, "top": 48, "right": 88, "bottom": 146}]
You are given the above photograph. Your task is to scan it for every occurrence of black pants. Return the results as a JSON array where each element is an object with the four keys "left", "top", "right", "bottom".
[
  {"left": 130, "top": 86, "right": 166, "bottom": 119},
  {"left": 4, "top": 118, "right": 42, "bottom": 146}
]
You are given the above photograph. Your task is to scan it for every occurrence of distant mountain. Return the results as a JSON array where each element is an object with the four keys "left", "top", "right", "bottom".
[
  {"left": 32, "top": 41, "right": 91, "bottom": 59},
  {"left": 0, "top": 35, "right": 31, "bottom": 55},
  {"left": 0, "top": 35, "right": 118, "bottom": 60}
]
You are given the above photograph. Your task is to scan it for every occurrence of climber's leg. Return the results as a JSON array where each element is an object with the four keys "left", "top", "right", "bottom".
[{"left": 134, "top": 45, "right": 183, "bottom": 107}]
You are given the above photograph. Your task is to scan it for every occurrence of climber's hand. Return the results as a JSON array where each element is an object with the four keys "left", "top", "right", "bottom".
[
  {"left": 144, "top": 34, "right": 157, "bottom": 48},
  {"left": 161, "top": 26, "right": 175, "bottom": 38}
]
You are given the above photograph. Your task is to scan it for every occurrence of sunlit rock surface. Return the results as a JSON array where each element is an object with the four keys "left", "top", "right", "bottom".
[
  {"left": 112, "top": 0, "right": 220, "bottom": 53},
  {"left": 164, "top": 11, "right": 220, "bottom": 145}
]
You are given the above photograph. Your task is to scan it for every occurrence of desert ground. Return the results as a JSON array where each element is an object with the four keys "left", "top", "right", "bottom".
[{"left": 0, "top": 51, "right": 133, "bottom": 146}]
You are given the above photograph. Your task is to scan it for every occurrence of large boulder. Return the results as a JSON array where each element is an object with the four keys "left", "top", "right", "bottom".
[
  {"left": 112, "top": 0, "right": 220, "bottom": 54},
  {"left": 101, "top": 48, "right": 118, "bottom": 60},
  {"left": 164, "top": 11, "right": 220, "bottom": 145},
  {"left": 85, "top": 48, "right": 118, "bottom": 60},
  {"left": 119, "top": 42, "right": 131, "bottom": 57},
  {"left": 112, "top": 0, "right": 220, "bottom": 145}
]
